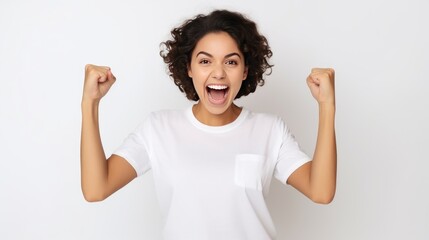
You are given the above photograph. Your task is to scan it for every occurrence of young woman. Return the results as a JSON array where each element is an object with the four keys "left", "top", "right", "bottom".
[{"left": 81, "top": 9, "right": 336, "bottom": 240}]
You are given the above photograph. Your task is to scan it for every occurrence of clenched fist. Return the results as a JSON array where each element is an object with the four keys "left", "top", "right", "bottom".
[
  {"left": 307, "top": 68, "right": 335, "bottom": 106},
  {"left": 82, "top": 64, "right": 116, "bottom": 102}
]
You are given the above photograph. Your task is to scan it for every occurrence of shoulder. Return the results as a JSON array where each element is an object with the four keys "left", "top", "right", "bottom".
[
  {"left": 134, "top": 108, "right": 187, "bottom": 133},
  {"left": 246, "top": 109, "right": 284, "bottom": 124},
  {"left": 147, "top": 108, "right": 185, "bottom": 121},
  {"left": 245, "top": 108, "right": 286, "bottom": 131}
]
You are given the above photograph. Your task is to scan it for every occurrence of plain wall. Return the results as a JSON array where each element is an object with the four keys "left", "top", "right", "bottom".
[{"left": 0, "top": 0, "right": 428, "bottom": 239}]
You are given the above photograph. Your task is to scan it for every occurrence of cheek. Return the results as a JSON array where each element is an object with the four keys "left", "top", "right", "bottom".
[
  {"left": 231, "top": 77, "right": 244, "bottom": 94},
  {"left": 192, "top": 73, "right": 204, "bottom": 85},
  {"left": 191, "top": 70, "right": 211, "bottom": 86},
  {"left": 233, "top": 82, "right": 243, "bottom": 93},
  {"left": 191, "top": 77, "right": 205, "bottom": 95}
]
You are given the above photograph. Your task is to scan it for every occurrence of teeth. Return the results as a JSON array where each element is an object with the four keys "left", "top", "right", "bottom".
[{"left": 207, "top": 85, "right": 228, "bottom": 90}]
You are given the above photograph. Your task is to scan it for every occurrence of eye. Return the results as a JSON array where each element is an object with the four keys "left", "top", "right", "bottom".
[
  {"left": 199, "top": 59, "right": 210, "bottom": 64},
  {"left": 225, "top": 60, "right": 238, "bottom": 65}
]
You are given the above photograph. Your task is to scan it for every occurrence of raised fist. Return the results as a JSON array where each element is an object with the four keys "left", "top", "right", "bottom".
[
  {"left": 306, "top": 68, "right": 335, "bottom": 105},
  {"left": 82, "top": 64, "right": 116, "bottom": 101}
]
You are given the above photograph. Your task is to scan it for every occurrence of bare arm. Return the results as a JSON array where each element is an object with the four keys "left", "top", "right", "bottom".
[
  {"left": 80, "top": 64, "right": 136, "bottom": 202},
  {"left": 287, "top": 68, "right": 337, "bottom": 204}
]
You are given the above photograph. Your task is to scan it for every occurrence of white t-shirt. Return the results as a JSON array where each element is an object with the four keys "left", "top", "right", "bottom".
[{"left": 114, "top": 106, "right": 311, "bottom": 240}]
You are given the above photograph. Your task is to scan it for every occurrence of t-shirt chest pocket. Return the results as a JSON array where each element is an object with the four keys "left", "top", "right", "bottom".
[{"left": 234, "top": 154, "right": 265, "bottom": 191}]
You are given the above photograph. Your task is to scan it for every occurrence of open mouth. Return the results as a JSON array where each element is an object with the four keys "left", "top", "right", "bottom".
[{"left": 206, "top": 84, "right": 229, "bottom": 105}]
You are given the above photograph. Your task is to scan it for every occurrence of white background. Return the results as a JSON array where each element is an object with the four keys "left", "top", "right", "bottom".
[{"left": 1, "top": 0, "right": 428, "bottom": 239}]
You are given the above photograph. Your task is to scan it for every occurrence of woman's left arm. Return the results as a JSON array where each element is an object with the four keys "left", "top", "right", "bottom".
[{"left": 287, "top": 68, "right": 337, "bottom": 204}]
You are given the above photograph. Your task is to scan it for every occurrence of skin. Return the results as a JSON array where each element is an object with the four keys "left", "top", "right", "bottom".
[
  {"left": 287, "top": 68, "right": 337, "bottom": 204},
  {"left": 81, "top": 65, "right": 136, "bottom": 202},
  {"left": 188, "top": 32, "right": 248, "bottom": 126},
  {"left": 80, "top": 32, "right": 336, "bottom": 204}
]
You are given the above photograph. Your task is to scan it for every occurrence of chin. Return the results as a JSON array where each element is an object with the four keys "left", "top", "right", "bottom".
[
  {"left": 199, "top": 97, "right": 235, "bottom": 116},
  {"left": 206, "top": 103, "right": 231, "bottom": 115}
]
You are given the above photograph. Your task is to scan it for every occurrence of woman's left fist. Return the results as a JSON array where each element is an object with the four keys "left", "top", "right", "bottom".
[{"left": 306, "top": 68, "right": 335, "bottom": 105}]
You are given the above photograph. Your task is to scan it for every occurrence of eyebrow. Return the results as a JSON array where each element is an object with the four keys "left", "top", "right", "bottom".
[{"left": 196, "top": 51, "right": 242, "bottom": 59}]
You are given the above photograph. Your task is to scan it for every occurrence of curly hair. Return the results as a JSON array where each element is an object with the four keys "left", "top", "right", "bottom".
[{"left": 160, "top": 9, "right": 273, "bottom": 101}]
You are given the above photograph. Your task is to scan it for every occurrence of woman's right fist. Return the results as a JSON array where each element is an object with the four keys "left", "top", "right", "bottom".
[{"left": 82, "top": 64, "right": 116, "bottom": 101}]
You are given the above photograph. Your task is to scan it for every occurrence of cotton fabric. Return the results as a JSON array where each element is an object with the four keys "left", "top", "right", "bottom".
[{"left": 114, "top": 106, "right": 311, "bottom": 240}]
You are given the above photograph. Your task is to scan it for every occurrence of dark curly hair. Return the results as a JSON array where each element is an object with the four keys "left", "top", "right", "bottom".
[{"left": 160, "top": 9, "right": 273, "bottom": 101}]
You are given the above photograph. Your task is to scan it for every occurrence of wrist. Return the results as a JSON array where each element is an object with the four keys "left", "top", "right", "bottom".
[
  {"left": 318, "top": 103, "right": 336, "bottom": 120},
  {"left": 81, "top": 98, "right": 100, "bottom": 118},
  {"left": 318, "top": 102, "right": 335, "bottom": 112},
  {"left": 81, "top": 97, "right": 100, "bottom": 108}
]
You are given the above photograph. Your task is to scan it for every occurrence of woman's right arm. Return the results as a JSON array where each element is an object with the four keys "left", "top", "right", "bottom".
[{"left": 80, "top": 64, "right": 137, "bottom": 202}]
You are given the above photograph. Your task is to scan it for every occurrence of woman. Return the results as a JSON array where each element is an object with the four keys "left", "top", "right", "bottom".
[{"left": 81, "top": 9, "right": 336, "bottom": 240}]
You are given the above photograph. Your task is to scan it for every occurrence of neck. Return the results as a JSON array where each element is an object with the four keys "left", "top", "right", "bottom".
[{"left": 192, "top": 103, "right": 242, "bottom": 126}]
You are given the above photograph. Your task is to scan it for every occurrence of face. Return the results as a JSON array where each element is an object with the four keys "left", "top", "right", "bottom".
[{"left": 188, "top": 31, "right": 248, "bottom": 121}]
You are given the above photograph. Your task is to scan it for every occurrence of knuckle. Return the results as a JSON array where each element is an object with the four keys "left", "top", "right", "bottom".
[
  {"left": 85, "top": 64, "right": 94, "bottom": 71},
  {"left": 86, "top": 66, "right": 97, "bottom": 75}
]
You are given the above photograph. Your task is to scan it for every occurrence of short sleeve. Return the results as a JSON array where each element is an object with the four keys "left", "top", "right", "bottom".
[
  {"left": 274, "top": 119, "right": 311, "bottom": 184},
  {"left": 113, "top": 118, "right": 152, "bottom": 177}
]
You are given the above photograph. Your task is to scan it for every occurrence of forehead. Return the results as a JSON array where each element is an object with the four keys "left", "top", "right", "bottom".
[{"left": 193, "top": 31, "right": 242, "bottom": 56}]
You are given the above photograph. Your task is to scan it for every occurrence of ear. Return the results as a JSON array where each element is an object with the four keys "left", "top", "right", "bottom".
[
  {"left": 242, "top": 66, "right": 248, "bottom": 81},
  {"left": 188, "top": 65, "right": 193, "bottom": 78}
]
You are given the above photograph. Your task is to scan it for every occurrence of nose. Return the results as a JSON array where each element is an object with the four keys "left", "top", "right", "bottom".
[{"left": 211, "top": 64, "right": 226, "bottom": 80}]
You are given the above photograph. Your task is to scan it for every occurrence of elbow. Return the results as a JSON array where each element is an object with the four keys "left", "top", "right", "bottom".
[
  {"left": 83, "top": 194, "right": 105, "bottom": 203},
  {"left": 82, "top": 189, "right": 106, "bottom": 203},
  {"left": 310, "top": 191, "right": 336, "bottom": 205},
  {"left": 312, "top": 196, "right": 334, "bottom": 205}
]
